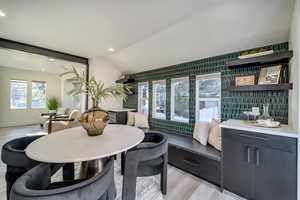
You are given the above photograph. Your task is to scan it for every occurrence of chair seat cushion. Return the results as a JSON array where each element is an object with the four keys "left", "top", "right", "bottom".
[
  {"left": 48, "top": 179, "right": 87, "bottom": 189},
  {"left": 137, "top": 142, "right": 156, "bottom": 148}
]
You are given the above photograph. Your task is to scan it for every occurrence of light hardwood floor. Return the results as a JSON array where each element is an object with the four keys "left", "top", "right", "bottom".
[{"left": 0, "top": 125, "right": 244, "bottom": 200}]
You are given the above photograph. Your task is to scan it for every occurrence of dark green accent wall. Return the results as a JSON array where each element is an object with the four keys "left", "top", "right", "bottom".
[{"left": 124, "top": 43, "right": 290, "bottom": 137}]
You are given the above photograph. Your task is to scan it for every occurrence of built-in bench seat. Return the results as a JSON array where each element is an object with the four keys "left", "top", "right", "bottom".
[{"left": 144, "top": 129, "right": 221, "bottom": 186}]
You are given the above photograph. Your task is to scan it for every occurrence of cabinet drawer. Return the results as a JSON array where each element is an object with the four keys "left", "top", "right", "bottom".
[
  {"left": 168, "top": 145, "right": 220, "bottom": 185},
  {"left": 222, "top": 128, "right": 297, "bottom": 153}
]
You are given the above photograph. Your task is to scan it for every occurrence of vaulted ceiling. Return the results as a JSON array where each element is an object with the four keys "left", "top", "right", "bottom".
[{"left": 0, "top": 0, "right": 295, "bottom": 73}]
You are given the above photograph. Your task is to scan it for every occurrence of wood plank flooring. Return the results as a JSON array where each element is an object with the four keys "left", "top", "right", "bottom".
[{"left": 0, "top": 125, "right": 245, "bottom": 200}]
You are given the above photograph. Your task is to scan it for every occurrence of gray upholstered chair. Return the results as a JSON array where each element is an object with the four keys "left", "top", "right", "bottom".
[
  {"left": 10, "top": 157, "right": 116, "bottom": 200},
  {"left": 1, "top": 136, "right": 42, "bottom": 199},
  {"left": 122, "top": 132, "right": 168, "bottom": 200}
]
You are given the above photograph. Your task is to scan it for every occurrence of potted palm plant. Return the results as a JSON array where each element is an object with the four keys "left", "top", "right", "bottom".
[
  {"left": 46, "top": 97, "right": 59, "bottom": 113},
  {"left": 61, "top": 68, "right": 130, "bottom": 136}
]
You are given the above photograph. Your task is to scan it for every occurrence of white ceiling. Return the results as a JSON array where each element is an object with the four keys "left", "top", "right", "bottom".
[
  {"left": 0, "top": 0, "right": 295, "bottom": 73},
  {"left": 0, "top": 48, "right": 86, "bottom": 74}
]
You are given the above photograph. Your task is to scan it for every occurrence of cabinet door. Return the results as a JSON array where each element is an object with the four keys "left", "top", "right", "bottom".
[
  {"left": 223, "top": 131, "right": 254, "bottom": 199},
  {"left": 254, "top": 146, "right": 297, "bottom": 200}
]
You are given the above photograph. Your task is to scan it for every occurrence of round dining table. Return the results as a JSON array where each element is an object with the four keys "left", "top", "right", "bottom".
[
  {"left": 26, "top": 124, "right": 145, "bottom": 163},
  {"left": 26, "top": 124, "right": 145, "bottom": 179}
]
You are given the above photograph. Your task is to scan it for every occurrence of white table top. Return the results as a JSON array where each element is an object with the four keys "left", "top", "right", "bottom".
[
  {"left": 26, "top": 125, "right": 145, "bottom": 163},
  {"left": 220, "top": 119, "right": 298, "bottom": 138}
]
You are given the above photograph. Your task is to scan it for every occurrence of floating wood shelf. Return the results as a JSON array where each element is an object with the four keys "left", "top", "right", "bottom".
[
  {"left": 226, "top": 51, "right": 293, "bottom": 69},
  {"left": 224, "top": 83, "right": 293, "bottom": 92},
  {"left": 116, "top": 78, "right": 135, "bottom": 84}
]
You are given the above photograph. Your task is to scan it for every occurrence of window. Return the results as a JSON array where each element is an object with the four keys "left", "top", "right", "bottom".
[
  {"left": 10, "top": 80, "right": 28, "bottom": 109},
  {"left": 171, "top": 77, "right": 189, "bottom": 122},
  {"left": 196, "top": 73, "right": 221, "bottom": 122},
  {"left": 32, "top": 81, "right": 46, "bottom": 109},
  {"left": 152, "top": 80, "right": 166, "bottom": 119},
  {"left": 138, "top": 82, "right": 149, "bottom": 114}
]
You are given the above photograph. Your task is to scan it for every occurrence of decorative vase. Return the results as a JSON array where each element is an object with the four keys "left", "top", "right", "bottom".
[{"left": 78, "top": 107, "right": 110, "bottom": 136}]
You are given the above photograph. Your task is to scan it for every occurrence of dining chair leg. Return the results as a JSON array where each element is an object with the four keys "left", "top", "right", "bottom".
[
  {"left": 122, "top": 163, "right": 138, "bottom": 200},
  {"left": 108, "top": 178, "right": 117, "bottom": 199},
  {"left": 6, "top": 181, "right": 13, "bottom": 199},
  {"left": 121, "top": 152, "right": 125, "bottom": 175},
  {"left": 161, "top": 166, "right": 167, "bottom": 195},
  {"left": 63, "top": 163, "right": 74, "bottom": 181},
  {"left": 161, "top": 153, "right": 168, "bottom": 195}
]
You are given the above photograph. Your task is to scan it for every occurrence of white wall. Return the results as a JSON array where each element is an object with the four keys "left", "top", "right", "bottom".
[
  {"left": 0, "top": 66, "right": 61, "bottom": 127},
  {"left": 289, "top": 0, "right": 300, "bottom": 199},
  {"left": 88, "top": 57, "right": 123, "bottom": 109},
  {"left": 289, "top": 0, "right": 300, "bottom": 131},
  {"left": 60, "top": 74, "right": 86, "bottom": 113}
]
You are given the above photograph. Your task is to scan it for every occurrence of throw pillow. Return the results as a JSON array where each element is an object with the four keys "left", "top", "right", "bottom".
[
  {"left": 127, "top": 112, "right": 135, "bottom": 126},
  {"left": 193, "top": 121, "right": 211, "bottom": 146},
  {"left": 134, "top": 113, "right": 149, "bottom": 128},
  {"left": 208, "top": 120, "right": 222, "bottom": 151}
]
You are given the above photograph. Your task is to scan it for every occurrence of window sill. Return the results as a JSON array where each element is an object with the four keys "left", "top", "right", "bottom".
[
  {"left": 171, "top": 119, "right": 189, "bottom": 124},
  {"left": 151, "top": 117, "right": 167, "bottom": 120}
]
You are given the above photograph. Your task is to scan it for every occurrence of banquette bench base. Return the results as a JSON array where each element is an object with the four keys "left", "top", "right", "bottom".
[{"left": 148, "top": 130, "right": 221, "bottom": 186}]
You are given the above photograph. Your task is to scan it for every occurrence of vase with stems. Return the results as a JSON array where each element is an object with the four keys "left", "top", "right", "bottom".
[
  {"left": 61, "top": 67, "right": 130, "bottom": 178},
  {"left": 61, "top": 67, "right": 130, "bottom": 136}
]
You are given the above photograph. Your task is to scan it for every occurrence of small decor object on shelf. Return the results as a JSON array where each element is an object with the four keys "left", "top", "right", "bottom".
[
  {"left": 235, "top": 75, "right": 255, "bottom": 86},
  {"left": 119, "top": 73, "right": 130, "bottom": 80},
  {"left": 258, "top": 65, "right": 282, "bottom": 85},
  {"left": 61, "top": 67, "right": 130, "bottom": 136},
  {"left": 238, "top": 49, "right": 273, "bottom": 59}
]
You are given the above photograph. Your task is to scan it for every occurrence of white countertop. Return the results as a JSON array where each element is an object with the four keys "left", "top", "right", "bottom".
[
  {"left": 220, "top": 119, "right": 298, "bottom": 138},
  {"left": 26, "top": 125, "right": 144, "bottom": 163}
]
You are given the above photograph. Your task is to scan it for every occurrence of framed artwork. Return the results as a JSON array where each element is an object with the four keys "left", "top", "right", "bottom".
[{"left": 258, "top": 65, "right": 282, "bottom": 85}]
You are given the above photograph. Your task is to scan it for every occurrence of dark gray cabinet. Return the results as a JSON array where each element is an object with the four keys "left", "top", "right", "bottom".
[
  {"left": 222, "top": 135, "right": 254, "bottom": 198},
  {"left": 222, "top": 128, "right": 297, "bottom": 200},
  {"left": 108, "top": 111, "right": 127, "bottom": 124},
  {"left": 253, "top": 145, "right": 297, "bottom": 200}
]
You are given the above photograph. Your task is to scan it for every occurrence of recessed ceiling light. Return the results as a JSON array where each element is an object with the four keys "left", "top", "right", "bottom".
[
  {"left": 49, "top": 58, "right": 55, "bottom": 62},
  {"left": 0, "top": 10, "right": 6, "bottom": 17},
  {"left": 108, "top": 48, "right": 115, "bottom": 52}
]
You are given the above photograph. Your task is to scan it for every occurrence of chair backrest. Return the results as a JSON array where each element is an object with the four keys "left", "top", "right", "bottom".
[
  {"left": 127, "top": 132, "right": 168, "bottom": 162},
  {"left": 69, "top": 109, "right": 81, "bottom": 120},
  {"left": 56, "top": 107, "right": 66, "bottom": 115},
  {"left": 68, "top": 109, "right": 81, "bottom": 126},
  {"left": 1, "top": 136, "right": 42, "bottom": 169},
  {"left": 10, "top": 158, "right": 115, "bottom": 200}
]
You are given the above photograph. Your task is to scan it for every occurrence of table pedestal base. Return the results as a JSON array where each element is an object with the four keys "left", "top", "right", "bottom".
[{"left": 80, "top": 159, "right": 105, "bottom": 179}]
